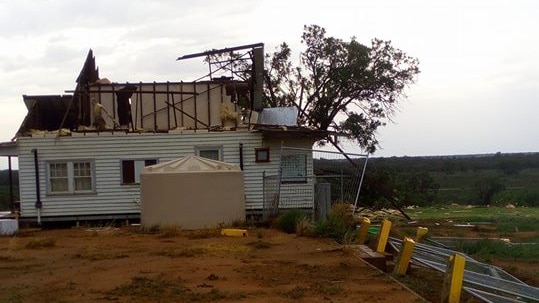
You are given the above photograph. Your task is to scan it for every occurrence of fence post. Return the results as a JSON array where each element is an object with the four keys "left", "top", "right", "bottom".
[
  {"left": 262, "top": 171, "right": 266, "bottom": 220},
  {"left": 416, "top": 227, "right": 428, "bottom": 242},
  {"left": 393, "top": 237, "right": 415, "bottom": 276},
  {"left": 357, "top": 217, "right": 371, "bottom": 244},
  {"left": 375, "top": 219, "right": 392, "bottom": 254},
  {"left": 441, "top": 254, "right": 466, "bottom": 303}
]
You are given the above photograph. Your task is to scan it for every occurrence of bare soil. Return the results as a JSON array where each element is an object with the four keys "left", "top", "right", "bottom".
[{"left": 0, "top": 227, "right": 424, "bottom": 303}]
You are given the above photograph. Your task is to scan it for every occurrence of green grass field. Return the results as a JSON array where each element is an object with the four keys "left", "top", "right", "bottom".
[{"left": 402, "top": 205, "right": 539, "bottom": 263}]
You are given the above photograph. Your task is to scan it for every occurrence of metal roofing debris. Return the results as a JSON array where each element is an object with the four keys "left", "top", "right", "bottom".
[
  {"left": 257, "top": 107, "right": 298, "bottom": 126},
  {"left": 389, "top": 237, "right": 539, "bottom": 302}
]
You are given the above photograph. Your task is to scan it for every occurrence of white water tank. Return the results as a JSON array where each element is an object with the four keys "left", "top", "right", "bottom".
[{"left": 140, "top": 156, "right": 245, "bottom": 229}]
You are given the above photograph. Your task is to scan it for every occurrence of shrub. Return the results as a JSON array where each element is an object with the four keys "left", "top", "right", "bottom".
[
  {"left": 314, "top": 203, "right": 357, "bottom": 243},
  {"left": 275, "top": 210, "right": 306, "bottom": 234},
  {"left": 25, "top": 237, "right": 56, "bottom": 249},
  {"left": 295, "top": 216, "right": 312, "bottom": 236}
]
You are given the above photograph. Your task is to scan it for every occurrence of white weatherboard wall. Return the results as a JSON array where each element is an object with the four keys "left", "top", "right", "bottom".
[{"left": 16, "top": 130, "right": 283, "bottom": 220}]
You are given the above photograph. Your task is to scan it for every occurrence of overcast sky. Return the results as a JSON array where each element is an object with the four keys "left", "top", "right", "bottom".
[{"left": 1, "top": 0, "right": 538, "bottom": 165}]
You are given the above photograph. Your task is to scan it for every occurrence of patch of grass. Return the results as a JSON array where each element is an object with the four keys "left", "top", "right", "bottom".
[
  {"left": 155, "top": 243, "right": 251, "bottom": 258},
  {"left": 187, "top": 229, "right": 220, "bottom": 239},
  {"left": 396, "top": 268, "right": 444, "bottom": 303},
  {"left": 247, "top": 241, "right": 272, "bottom": 249},
  {"left": 0, "top": 291, "right": 23, "bottom": 303},
  {"left": 276, "top": 210, "right": 306, "bottom": 234},
  {"left": 280, "top": 286, "right": 308, "bottom": 299},
  {"left": 13, "top": 229, "right": 39, "bottom": 238},
  {"left": 312, "top": 282, "right": 343, "bottom": 296},
  {"left": 157, "top": 225, "right": 182, "bottom": 238},
  {"left": 407, "top": 206, "right": 539, "bottom": 223},
  {"left": 456, "top": 240, "right": 539, "bottom": 262},
  {"left": 0, "top": 255, "right": 25, "bottom": 262},
  {"left": 73, "top": 248, "right": 129, "bottom": 261},
  {"left": 108, "top": 276, "right": 187, "bottom": 298},
  {"left": 108, "top": 276, "right": 247, "bottom": 301},
  {"left": 140, "top": 224, "right": 161, "bottom": 234},
  {"left": 202, "top": 243, "right": 251, "bottom": 254},
  {"left": 155, "top": 247, "right": 206, "bottom": 258},
  {"left": 24, "top": 238, "right": 56, "bottom": 249},
  {"left": 295, "top": 216, "right": 312, "bottom": 236},
  {"left": 314, "top": 203, "right": 357, "bottom": 243}
]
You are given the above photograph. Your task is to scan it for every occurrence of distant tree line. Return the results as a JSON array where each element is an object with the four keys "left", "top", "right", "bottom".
[
  {"left": 2, "top": 152, "right": 539, "bottom": 211},
  {"left": 315, "top": 152, "right": 539, "bottom": 208}
]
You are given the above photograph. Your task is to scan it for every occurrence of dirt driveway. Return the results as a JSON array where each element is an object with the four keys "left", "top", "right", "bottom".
[{"left": 0, "top": 227, "right": 423, "bottom": 303}]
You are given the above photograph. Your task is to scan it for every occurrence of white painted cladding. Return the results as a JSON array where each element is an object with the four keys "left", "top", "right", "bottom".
[{"left": 16, "top": 131, "right": 314, "bottom": 219}]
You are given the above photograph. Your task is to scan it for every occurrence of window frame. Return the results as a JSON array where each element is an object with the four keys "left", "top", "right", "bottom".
[
  {"left": 195, "top": 145, "right": 223, "bottom": 161},
  {"left": 255, "top": 147, "right": 270, "bottom": 163},
  {"left": 120, "top": 158, "right": 158, "bottom": 185},
  {"left": 280, "top": 154, "right": 307, "bottom": 184},
  {"left": 46, "top": 160, "right": 95, "bottom": 195}
]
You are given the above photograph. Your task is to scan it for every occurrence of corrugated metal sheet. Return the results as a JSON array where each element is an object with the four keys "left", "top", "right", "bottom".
[{"left": 257, "top": 107, "right": 298, "bottom": 126}]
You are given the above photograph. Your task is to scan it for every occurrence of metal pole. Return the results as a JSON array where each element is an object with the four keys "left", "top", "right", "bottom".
[
  {"left": 352, "top": 154, "right": 369, "bottom": 215},
  {"left": 262, "top": 171, "right": 266, "bottom": 220},
  {"left": 8, "top": 156, "right": 14, "bottom": 212},
  {"left": 340, "top": 168, "right": 344, "bottom": 202},
  {"left": 32, "top": 149, "right": 42, "bottom": 224}
]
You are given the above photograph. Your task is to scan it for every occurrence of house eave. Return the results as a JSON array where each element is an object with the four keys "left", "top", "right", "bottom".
[
  {"left": 255, "top": 126, "right": 331, "bottom": 140},
  {"left": 0, "top": 141, "right": 17, "bottom": 157}
]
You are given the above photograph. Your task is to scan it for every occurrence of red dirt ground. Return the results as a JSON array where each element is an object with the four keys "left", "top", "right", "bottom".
[{"left": 0, "top": 227, "right": 425, "bottom": 303}]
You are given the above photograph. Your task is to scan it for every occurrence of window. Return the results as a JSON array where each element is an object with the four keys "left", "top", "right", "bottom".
[
  {"left": 281, "top": 154, "right": 307, "bottom": 183},
  {"left": 49, "top": 163, "right": 68, "bottom": 192},
  {"left": 255, "top": 148, "right": 270, "bottom": 163},
  {"left": 195, "top": 146, "right": 222, "bottom": 161},
  {"left": 121, "top": 159, "right": 157, "bottom": 184},
  {"left": 73, "top": 162, "right": 93, "bottom": 191},
  {"left": 47, "top": 161, "right": 94, "bottom": 194}
]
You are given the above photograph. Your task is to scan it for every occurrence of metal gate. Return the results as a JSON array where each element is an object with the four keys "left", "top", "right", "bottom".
[{"left": 263, "top": 147, "right": 368, "bottom": 219}]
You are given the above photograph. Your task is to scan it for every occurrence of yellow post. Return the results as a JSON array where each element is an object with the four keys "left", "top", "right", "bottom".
[
  {"left": 393, "top": 237, "right": 415, "bottom": 276},
  {"left": 441, "top": 254, "right": 466, "bottom": 303},
  {"left": 375, "top": 219, "right": 392, "bottom": 254},
  {"left": 416, "top": 226, "right": 428, "bottom": 242},
  {"left": 357, "top": 217, "right": 371, "bottom": 244}
]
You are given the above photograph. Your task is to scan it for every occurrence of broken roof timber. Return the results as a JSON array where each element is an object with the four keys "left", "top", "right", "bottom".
[{"left": 176, "top": 43, "right": 264, "bottom": 61}]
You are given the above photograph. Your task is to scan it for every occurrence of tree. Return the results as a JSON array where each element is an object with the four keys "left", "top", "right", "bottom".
[
  {"left": 473, "top": 177, "right": 505, "bottom": 205},
  {"left": 209, "top": 25, "right": 420, "bottom": 152}
]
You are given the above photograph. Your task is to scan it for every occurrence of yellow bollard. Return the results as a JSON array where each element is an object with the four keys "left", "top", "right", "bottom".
[
  {"left": 441, "top": 254, "right": 466, "bottom": 303},
  {"left": 357, "top": 217, "right": 371, "bottom": 244},
  {"left": 416, "top": 226, "right": 429, "bottom": 242},
  {"left": 375, "top": 219, "right": 392, "bottom": 254},
  {"left": 393, "top": 237, "right": 415, "bottom": 276}
]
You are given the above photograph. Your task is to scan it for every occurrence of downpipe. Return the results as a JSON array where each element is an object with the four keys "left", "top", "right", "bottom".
[{"left": 32, "top": 149, "right": 42, "bottom": 225}]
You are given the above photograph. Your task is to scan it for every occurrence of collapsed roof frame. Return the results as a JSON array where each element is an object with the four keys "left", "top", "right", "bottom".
[
  {"left": 17, "top": 44, "right": 269, "bottom": 136},
  {"left": 177, "top": 43, "right": 265, "bottom": 111}
]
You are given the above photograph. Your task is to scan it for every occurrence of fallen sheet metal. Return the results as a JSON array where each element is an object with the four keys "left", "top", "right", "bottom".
[{"left": 389, "top": 237, "right": 539, "bottom": 303}]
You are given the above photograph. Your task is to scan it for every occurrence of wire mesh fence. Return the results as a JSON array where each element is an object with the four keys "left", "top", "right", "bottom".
[{"left": 262, "top": 147, "right": 368, "bottom": 220}]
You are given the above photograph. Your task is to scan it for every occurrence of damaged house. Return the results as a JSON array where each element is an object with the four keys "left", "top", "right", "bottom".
[{"left": 0, "top": 44, "right": 327, "bottom": 223}]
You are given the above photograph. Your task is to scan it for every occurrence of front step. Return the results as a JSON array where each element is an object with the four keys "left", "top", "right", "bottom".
[{"left": 352, "top": 244, "right": 391, "bottom": 272}]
